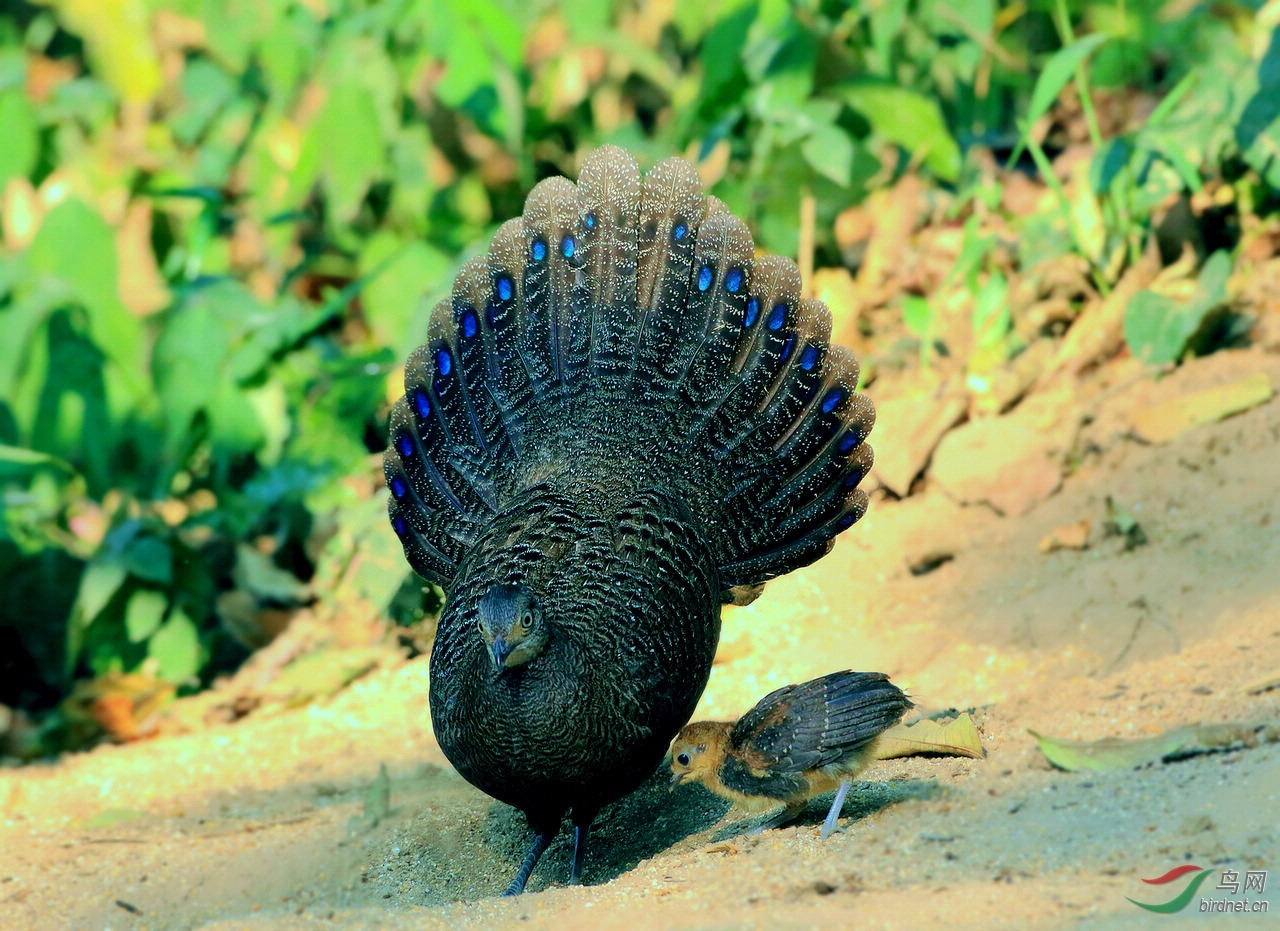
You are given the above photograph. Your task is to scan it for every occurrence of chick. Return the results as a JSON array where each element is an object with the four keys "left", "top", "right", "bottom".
[{"left": 670, "top": 670, "right": 911, "bottom": 839}]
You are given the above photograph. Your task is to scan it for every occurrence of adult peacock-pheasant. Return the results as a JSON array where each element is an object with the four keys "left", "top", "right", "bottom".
[{"left": 383, "top": 146, "right": 876, "bottom": 895}]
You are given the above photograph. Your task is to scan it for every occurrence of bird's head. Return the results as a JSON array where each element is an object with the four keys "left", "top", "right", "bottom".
[
  {"left": 669, "top": 721, "right": 730, "bottom": 789},
  {"left": 476, "top": 582, "right": 548, "bottom": 674}
]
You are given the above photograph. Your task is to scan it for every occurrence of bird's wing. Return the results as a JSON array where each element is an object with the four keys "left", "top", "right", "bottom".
[{"left": 728, "top": 671, "right": 911, "bottom": 775}]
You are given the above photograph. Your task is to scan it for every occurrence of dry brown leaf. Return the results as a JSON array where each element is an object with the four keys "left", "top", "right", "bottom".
[
  {"left": 1129, "top": 373, "right": 1274, "bottom": 444},
  {"left": 874, "top": 713, "right": 985, "bottom": 760},
  {"left": 1038, "top": 518, "right": 1091, "bottom": 553},
  {"left": 116, "top": 200, "right": 170, "bottom": 316}
]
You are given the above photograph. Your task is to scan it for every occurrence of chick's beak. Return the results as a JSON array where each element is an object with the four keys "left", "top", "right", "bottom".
[
  {"left": 669, "top": 770, "right": 687, "bottom": 790},
  {"left": 490, "top": 636, "right": 512, "bottom": 672}
]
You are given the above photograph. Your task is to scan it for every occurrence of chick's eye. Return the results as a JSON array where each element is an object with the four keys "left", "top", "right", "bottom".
[{"left": 676, "top": 753, "right": 690, "bottom": 767}]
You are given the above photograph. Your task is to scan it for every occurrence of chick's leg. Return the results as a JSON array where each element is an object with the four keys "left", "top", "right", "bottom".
[
  {"left": 820, "top": 779, "right": 853, "bottom": 840},
  {"left": 503, "top": 829, "right": 554, "bottom": 897}
]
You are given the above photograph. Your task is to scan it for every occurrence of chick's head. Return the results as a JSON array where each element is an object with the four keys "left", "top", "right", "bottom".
[{"left": 669, "top": 721, "right": 730, "bottom": 788}]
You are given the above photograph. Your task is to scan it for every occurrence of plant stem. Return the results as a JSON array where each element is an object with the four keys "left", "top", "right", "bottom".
[{"left": 1054, "top": 0, "right": 1105, "bottom": 152}]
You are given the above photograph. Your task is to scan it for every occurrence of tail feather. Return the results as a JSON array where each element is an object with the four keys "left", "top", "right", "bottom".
[
  {"left": 672, "top": 209, "right": 755, "bottom": 399},
  {"left": 575, "top": 146, "right": 641, "bottom": 385},
  {"left": 519, "top": 176, "right": 579, "bottom": 397},
  {"left": 633, "top": 157, "right": 706, "bottom": 391},
  {"left": 384, "top": 149, "right": 876, "bottom": 592}
]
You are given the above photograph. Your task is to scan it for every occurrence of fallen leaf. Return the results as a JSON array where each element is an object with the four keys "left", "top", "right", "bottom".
[
  {"left": 1039, "top": 519, "right": 1091, "bottom": 553},
  {"left": 1028, "top": 721, "right": 1278, "bottom": 772},
  {"left": 1242, "top": 670, "right": 1280, "bottom": 695},
  {"left": 1129, "top": 373, "right": 1274, "bottom": 444},
  {"left": 874, "top": 713, "right": 985, "bottom": 760}
]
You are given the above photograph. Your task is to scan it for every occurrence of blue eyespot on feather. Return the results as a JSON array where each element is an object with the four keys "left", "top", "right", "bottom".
[
  {"left": 584, "top": 212, "right": 596, "bottom": 229},
  {"left": 390, "top": 476, "right": 407, "bottom": 499},
  {"left": 531, "top": 239, "right": 547, "bottom": 261},
  {"left": 392, "top": 516, "right": 406, "bottom": 536},
  {"left": 436, "top": 348, "right": 452, "bottom": 376},
  {"left": 396, "top": 434, "right": 413, "bottom": 459},
  {"left": 835, "top": 512, "right": 857, "bottom": 530},
  {"left": 672, "top": 223, "right": 688, "bottom": 242},
  {"left": 561, "top": 235, "right": 575, "bottom": 258},
  {"left": 838, "top": 431, "right": 858, "bottom": 454},
  {"left": 461, "top": 311, "right": 478, "bottom": 339},
  {"left": 780, "top": 335, "right": 794, "bottom": 362},
  {"left": 697, "top": 266, "right": 713, "bottom": 291},
  {"left": 496, "top": 275, "right": 513, "bottom": 301},
  {"left": 413, "top": 390, "right": 431, "bottom": 419},
  {"left": 725, "top": 268, "right": 743, "bottom": 293},
  {"left": 821, "top": 388, "right": 843, "bottom": 414},
  {"left": 842, "top": 471, "right": 861, "bottom": 489},
  {"left": 799, "top": 345, "right": 819, "bottom": 371},
  {"left": 744, "top": 298, "right": 760, "bottom": 328},
  {"left": 767, "top": 303, "right": 787, "bottom": 331}
]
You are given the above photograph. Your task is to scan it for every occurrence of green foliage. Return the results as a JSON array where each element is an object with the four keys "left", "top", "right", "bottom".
[
  {"left": 1125, "top": 251, "right": 1233, "bottom": 365},
  {"left": 0, "top": 0, "right": 1277, "bottom": 732}
]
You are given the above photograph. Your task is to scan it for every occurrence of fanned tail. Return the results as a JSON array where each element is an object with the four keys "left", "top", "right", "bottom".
[{"left": 385, "top": 148, "right": 876, "bottom": 593}]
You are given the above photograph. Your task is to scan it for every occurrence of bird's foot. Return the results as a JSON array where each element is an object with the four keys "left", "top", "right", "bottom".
[
  {"left": 502, "top": 830, "right": 553, "bottom": 897},
  {"left": 819, "top": 780, "right": 853, "bottom": 840},
  {"left": 568, "top": 821, "right": 589, "bottom": 886}
]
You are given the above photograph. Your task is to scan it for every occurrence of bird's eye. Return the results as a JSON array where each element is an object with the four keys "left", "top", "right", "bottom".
[
  {"left": 676, "top": 753, "right": 690, "bottom": 767},
  {"left": 518, "top": 611, "right": 533, "bottom": 630}
]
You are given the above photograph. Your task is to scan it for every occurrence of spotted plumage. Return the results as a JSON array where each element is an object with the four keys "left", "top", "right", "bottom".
[{"left": 383, "top": 147, "right": 877, "bottom": 894}]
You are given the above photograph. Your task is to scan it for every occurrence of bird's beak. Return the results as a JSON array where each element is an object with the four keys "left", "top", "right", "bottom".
[
  {"left": 669, "top": 770, "right": 686, "bottom": 790},
  {"left": 490, "top": 637, "right": 512, "bottom": 673}
]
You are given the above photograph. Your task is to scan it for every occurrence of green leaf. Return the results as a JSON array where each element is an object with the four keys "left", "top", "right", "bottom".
[
  {"left": 901, "top": 295, "right": 932, "bottom": 338},
  {"left": 67, "top": 556, "right": 128, "bottom": 673},
  {"left": 25, "top": 199, "right": 144, "bottom": 382},
  {"left": 124, "top": 589, "right": 167, "bottom": 644},
  {"left": 801, "top": 124, "right": 856, "bottom": 186},
  {"left": 126, "top": 536, "right": 172, "bottom": 585},
  {"left": 359, "top": 233, "right": 451, "bottom": 352},
  {"left": 170, "top": 59, "right": 236, "bottom": 145},
  {"left": 1029, "top": 34, "right": 1109, "bottom": 122},
  {"left": 1009, "top": 34, "right": 1108, "bottom": 166},
  {"left": 312, "top": 84, "right": 384, "bottom": 223},
  {"left": 1124, "top": 250, "right": 1232, "bottom": 365},
  {"left": 148, "top": 609, "right": 200, "bottom": 683},
  {"left": 831, "top": 83, "right": 961, "bottom": 182},
  {"left": 0, "top": 89, "right": 39, "bottom": 186}
]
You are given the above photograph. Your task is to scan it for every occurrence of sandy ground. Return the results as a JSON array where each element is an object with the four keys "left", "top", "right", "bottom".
[{"left": 2, "top": 348, "right": 1279, "bottom": 930}]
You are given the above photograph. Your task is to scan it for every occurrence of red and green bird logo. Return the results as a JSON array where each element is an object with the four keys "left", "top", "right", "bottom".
[{"left": 1126, "top": 865, "right": 1217, "bottom": 913}]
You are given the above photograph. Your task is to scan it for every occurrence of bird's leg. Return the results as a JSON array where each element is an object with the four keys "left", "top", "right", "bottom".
[
  {"left": 748, "top": 802, "right": 806, "bottom": 835},
  {"left": 568, "top": 819, "right": 590, "bottom": 885},
  {"left": 502, "top": 829, "right": 554, "bottom": 897},
  {"left": 820, "top": 780, "right": 853, "bottom": 840}
]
